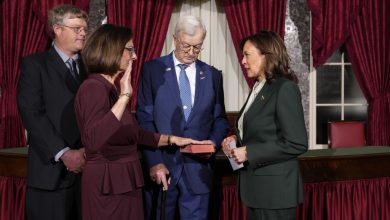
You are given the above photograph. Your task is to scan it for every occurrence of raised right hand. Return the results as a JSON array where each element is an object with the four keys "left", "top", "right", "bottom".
[{"left": 119, "top": 60, "right": 133, "bottom": 97}]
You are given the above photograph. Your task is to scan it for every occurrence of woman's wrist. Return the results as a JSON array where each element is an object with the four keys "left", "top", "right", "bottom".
[
  {"left": 168, "top": 135, "right": 175, "bottom": 146},
  {"left": 119, "top": 93, "right": 131, "bottom": 99}
]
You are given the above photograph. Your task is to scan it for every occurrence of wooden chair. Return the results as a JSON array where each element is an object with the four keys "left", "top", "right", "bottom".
[{"left": 328, "top": 121, "right": 366, "bottom": 148}]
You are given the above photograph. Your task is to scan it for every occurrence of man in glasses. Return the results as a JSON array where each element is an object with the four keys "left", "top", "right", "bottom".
[
  {"left": 137, "top": 15, "right": 229, "bottom": 220},
  {"left": 17, "top": 4, "right": 87, "bottom": 220}
]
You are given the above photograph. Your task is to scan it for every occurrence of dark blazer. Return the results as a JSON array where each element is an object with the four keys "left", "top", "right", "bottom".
[
  {"left": 136, "top": 53, "right": 230, "bottom": 194},
  {"left": 17, "top": 47, "right": 86, "bottom": 190},
  {"left": 236, "top": 78, "right": 308, "bottom": 209}
]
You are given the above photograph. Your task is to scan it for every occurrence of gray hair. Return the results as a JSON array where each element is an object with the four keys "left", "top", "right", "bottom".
[
  {"left": 47, "top": 4, "right": 88, "bottom": 36},
  {"left": 174, "top": 15, "right": 207, "bottom": 37}
]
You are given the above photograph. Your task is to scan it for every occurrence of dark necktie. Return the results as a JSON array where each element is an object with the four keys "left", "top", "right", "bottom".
[
  {"left": 178, "top": 64, "right": 192, "bottom": 121},
  {"left": 66, "top": 58, "right": 80, "bottom": 83}
]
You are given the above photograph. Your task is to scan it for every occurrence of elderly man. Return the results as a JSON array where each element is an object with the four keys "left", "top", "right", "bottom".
[
  {"left": 17, "top": 4, "right": 87, "bottom": 220},
  {"left": 137, "top": 15, "right": 229, "bottom": 220}
]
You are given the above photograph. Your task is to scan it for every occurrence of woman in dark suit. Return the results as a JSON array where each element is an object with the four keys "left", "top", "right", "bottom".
[
  {"left": 74, "top": 24, "right": 203, "bottom": 220},
  {"left": 221, "top": 31, "right": 308, "bottom": 220}
]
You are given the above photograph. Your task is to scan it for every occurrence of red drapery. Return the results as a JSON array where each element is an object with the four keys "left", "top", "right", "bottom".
[
  {"left": 0, "top": 0, "right": 89, "bottom": 149},
  {"left": 31, "top": 0, "right": 89, "bottom": 26},
  {"left": 217, "top": 177, "right": 390, "bottom": 220},
  {"left": 307, "top": 0, "right": 365, "bottom": 67},
  {"left": 0, "top": 0, "right": 45, "bottom": 148},
  {"left": 296, "top": 177, "right": 390, "bottom": 220},
  {"left": 219, "top": 184, "right": 247, "bottom": 220},
  {"left": 0, "top": 177, "right": 26, "bottom": 220},
  {"left": 107, "top": 0, "right": 174, "bottom": 110},
  {"left": 345, "top": 0, "right": 390, "bottom": 146},
  {"left": 222, "top": 0, "right": 287, "bottom": 88}
]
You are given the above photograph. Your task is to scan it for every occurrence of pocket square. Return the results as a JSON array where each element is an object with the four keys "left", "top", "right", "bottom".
[{"left": 165, "top": 67, "right": 171, "bottom": 71}]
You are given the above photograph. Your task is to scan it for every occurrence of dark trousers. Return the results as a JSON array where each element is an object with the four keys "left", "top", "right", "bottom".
[
  {"left": 144, "top": 174, "right": 209, "bottom": 220},
  {"left": 247, "top": 207, "right": 296, "bottom": 220},
  {"left": 26, "top": 178, "right": 81, "bottom": 220}
]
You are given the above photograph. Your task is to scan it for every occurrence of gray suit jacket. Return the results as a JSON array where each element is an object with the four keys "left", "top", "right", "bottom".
[{"left": 236, "top": 77, "right": 308, "bottom": 209}]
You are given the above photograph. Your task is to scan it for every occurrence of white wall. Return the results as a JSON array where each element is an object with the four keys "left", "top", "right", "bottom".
[{"left": 161, "top": 0, "right": 250, "bottom": 112}]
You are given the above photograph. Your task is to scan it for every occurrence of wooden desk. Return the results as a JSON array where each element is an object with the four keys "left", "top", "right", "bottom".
[
  {"left": 1, "top": 146, "right": 390, "bottom": 220},
  {"left": 0, "top": 147, "right": 27, "bottom": 177},
  {"left": 1, "top": 146, "right": 390, "bottom": 180},
  {"left": 297, "top": 146, "right": 390, "bottom": 182},
  {"left": 213, "top": 146, "right": 390, "bottom": 185}
]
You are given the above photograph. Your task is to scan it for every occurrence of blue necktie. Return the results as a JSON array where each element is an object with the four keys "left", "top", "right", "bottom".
[
  {"left": 178, "top": 64, "right": 192, "bottom": 121},
  {"left": 66, "top": 58, "right": 80, "bottom": 83}
]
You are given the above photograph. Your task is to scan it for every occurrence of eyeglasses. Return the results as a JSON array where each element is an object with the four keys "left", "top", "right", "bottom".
[
  {"left": 176, "top": 38, "right": 203, "bottom": 54},
  {"left": 124, "top": 47, "right": 135, "bottom": 57},
  {"left": 58, "top": 24, "right": 88, "bottom": 34}
]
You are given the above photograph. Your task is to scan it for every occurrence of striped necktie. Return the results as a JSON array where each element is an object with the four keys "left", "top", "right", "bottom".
[{"left": 66, "top": 58, "right": 80, "bottom": 83}]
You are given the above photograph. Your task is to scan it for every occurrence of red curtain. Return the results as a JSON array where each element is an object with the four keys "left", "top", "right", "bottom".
[
  {"left": 218, "top": 177, "right": 390, "bottom": 220},
  {"left": 296, "top": 177, "right": 390, "bottom": 220},
  {"left": 222, "top": 0, "right": 287, "bottom": 88},
  {"left": 345, "top": 0, "right": 390, "bottom": 146},
  {"left": 307, "top": 0, "right": 365, "bottom": 67},
  {"left": 107, "top": 0, "right": 174, "bottom": 110},
  {"left": 31, "top": 0, "right": 89, "bottom": 26},
  {"left": 0, "top": 0, "right": 45, "bottom": 148},
  {"left": 0, "top": 177, "right": 26, "bottom": 220},
  {"left": 0, "top": 0, "right": 89, "bottom": 149},
  {"left": 219, "top": 184, "right": 247, "bottom": 220}
]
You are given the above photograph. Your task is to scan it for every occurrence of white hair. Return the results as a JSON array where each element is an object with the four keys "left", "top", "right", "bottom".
[{"left": 174, "top": 15, "right": 207, "bottom": 37}]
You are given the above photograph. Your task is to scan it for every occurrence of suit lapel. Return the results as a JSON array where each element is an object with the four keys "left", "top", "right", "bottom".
[
  {"left": 235, "top": 81, "right": 277, "bottom": 140},
  {"left": 235, "top": 90, "right": 252, "bottom": 144},
  {"left": 248, "top": 83, "right": 273, "bottom": 114},
  {"left": 164, "top": 54, "right": 183, "bottom": 110},
  {"left": 47, "top": 48, "right": 79, "bottom": 93},
  {"left": 186, "top": 61, "right": 206, "bottom": 124},
  {"left": 243, "top": 82, "right": 276, "bottom": 125}
]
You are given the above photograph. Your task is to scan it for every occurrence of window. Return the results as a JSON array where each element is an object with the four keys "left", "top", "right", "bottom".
[{"left": 312, "top": 46, "right": 368, "bottom": 147}]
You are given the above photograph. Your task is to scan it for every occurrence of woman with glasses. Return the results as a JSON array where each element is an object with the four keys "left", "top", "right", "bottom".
[{"left": 74, "top": 24, "right": 204, "bottom": 220}]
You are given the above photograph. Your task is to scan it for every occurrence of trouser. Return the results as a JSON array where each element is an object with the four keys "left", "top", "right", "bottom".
[
  {"left": 247, "top": 207, "right": 296, "bottom": 220},
  {"left": 26, "top": 179, "right": 81, "bottom": 220}
]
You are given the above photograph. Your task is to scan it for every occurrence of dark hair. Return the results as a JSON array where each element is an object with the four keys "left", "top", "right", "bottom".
[
  {"left": 47, "top": 4, "right": 88, "bottom": 38},
  {"left": 239, "top": 30, "right": 297, "bottom": 83},
  {"left": 82, "top": 24, "right": 133, "bottom": 76}
]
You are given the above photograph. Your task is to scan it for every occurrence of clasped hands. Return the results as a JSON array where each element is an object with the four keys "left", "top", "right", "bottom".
[
  {"left": 61, "top": 148, "right": 86, "bottom": 173},
  {"left": 221, "top": 135, "right": 248, "bottom": 164}
]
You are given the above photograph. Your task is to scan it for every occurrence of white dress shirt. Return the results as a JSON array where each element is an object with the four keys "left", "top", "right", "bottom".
[
  {"left": 173, "top": 53, "right": 196, "bottom": 105},
  {"left": 238, "top": 79, "right": 266, "bottom": 139}
]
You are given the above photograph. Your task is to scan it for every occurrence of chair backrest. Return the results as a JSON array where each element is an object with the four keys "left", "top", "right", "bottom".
[{"left": 328, "top": 121, "right": 366, "bottom": 148}]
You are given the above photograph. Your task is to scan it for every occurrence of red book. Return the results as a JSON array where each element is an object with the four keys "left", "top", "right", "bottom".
[{"left": 180, "top": 144, "right": 215, "bottom": 154}]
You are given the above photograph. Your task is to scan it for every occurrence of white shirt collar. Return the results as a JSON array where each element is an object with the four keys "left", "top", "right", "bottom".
[{"left": 172, "top": 52, "right": 196, "bottom": 70}]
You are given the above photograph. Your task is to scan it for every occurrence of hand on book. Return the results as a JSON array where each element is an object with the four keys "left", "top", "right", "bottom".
[{"left": 170, "top": 136, "right": 210, "bottom": 146}]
